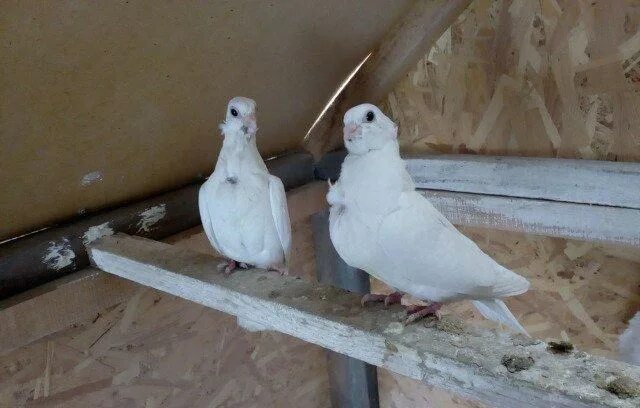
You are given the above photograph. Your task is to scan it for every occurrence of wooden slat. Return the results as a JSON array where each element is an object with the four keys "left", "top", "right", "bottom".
[
  {"left": 407, "top": 155, "right": 640, "bottom": 209},
  {"left": 88, "top": 234, "right": 640, "bottom": 408},
  {"left": 424, "top": 190, "right": 640, "bottom": 247}
]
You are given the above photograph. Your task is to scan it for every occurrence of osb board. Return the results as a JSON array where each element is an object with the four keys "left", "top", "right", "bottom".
[
  {"left": 0, "top": 220, "right": 333, "bottom": 408},
  {"left": 382, "top": 0, "right": 640, "bottom": 161},
  {"left": 376, "top": 1, "right": 640, "bottom": 405},
  {"left": 0, "top": 0, "right": 414, "bottom": 241}
]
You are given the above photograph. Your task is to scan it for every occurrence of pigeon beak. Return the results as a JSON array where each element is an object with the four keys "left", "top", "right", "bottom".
[
  {"left": 241, "top": 115, "right": 257, "bottom": 136},
  {"left": 344, "top": 123, "right": 358, "bottom": 142}
]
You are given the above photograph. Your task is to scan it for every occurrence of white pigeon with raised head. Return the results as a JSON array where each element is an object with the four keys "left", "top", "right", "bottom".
[
  {"left": 199, "top": 96, "right": 291, "bottom": 274},
  {"left": 327, "top": 103, "right": 530, "bottom": 334}
]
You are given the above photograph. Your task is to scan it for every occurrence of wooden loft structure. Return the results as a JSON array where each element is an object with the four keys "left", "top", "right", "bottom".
[{"left": 2, "top": 1, "right": 640, "bottom": 407}]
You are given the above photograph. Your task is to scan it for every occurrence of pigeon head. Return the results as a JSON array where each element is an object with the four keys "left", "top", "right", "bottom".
[
  {"left": 343, "top": 103, "right": 398, "bottom": 155},
  {"left": 220, "top": 96, "right": 258, "bottom": 139}
]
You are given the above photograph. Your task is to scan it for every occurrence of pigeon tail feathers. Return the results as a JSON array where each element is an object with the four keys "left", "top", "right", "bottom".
[{"left": 472, "top": 299, "right": 529, "bottom": 337}]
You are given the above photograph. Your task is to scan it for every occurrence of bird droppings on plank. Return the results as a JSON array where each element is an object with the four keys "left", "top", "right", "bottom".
[
  {"left": 424, "top": 315, "right": 466, "bottom": 335},
  {"left": 597, "top": 375, "right": 640, "bottom": 399},
  {"left": 501, "top": 354, "right": 535, "bottom": 373},
  {"left": 547, "top": 340, "right": 575, "bottom": 354}
]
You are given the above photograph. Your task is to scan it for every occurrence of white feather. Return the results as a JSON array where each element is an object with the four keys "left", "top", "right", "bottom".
[
  {"left": 268, "top": 175, "right": 292, "bottom": 266},
  {"left": 329, "top": 103, "right": 530, "bottom": 335}
]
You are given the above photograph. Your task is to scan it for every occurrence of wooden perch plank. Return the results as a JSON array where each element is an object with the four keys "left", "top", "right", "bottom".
[
  {"left": 88, "top": 234, "right": 640, "bottom": 408},
  {"left": 407, "top": 155, "right": 640, "bottom": 209},
  {"left": 424, "top": 191, "right": 640, "bottom": 247}
]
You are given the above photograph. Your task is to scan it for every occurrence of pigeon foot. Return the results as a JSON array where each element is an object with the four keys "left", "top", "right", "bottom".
[
  {"left": 361, "top": 292, "right": 403, "bottom": 307},
  {"left": 403, "top": 302, "right": 442, "bottom": 325},
  {"left": 217, "top": 260, "right": 238, "bottom": 276},
  {"left": 268, "top": 265, "right": 289, "bottom": 276}
]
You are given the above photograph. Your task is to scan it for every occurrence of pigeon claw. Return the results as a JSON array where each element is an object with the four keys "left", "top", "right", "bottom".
[
  {"left": 384, "top": 292, "right": 403, "bottom": 306},
  {"left": 360, "top": 292, "right": 403, "bottom": 307},
  {"left": 267, "top": 265, "right": 289, "bottom": 276},
  {"left": 217, "top": 260, "right": 238, "bottom": 276},
  {"left": 403, "top": 302, "right": 442, "bottom": 325}
]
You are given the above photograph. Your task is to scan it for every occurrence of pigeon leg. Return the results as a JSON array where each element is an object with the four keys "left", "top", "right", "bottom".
[
  {"left": 361, "top": 292, "right": 403, "bottom": 307},
  {"left": 216, "top": 260, "right": 238, "bottom": 276},
  {"left": 268, "top": 265, "right": 289, "bottom": 276},
  {"left": 403, "top": 302, "right": 442, "bottom": 325}
]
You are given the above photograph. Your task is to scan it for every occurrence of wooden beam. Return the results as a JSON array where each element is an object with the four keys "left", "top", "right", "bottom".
[
  {"left": 311, "top": 211, "right": 380, "bottom": 408},
  {"left": 88, "top": 234, "right": 640, "bottom": 408},
  {"left": 407, "top": 154, "right": 640, "bottom": 209},
  {"left": 305, "top": 0, "right": 472, "bottom": 158},
  {"left": 424, "top": 191, "right": 640, "bottom": 247},
  {"left": 315, "top": 151, "right": 640, "bottom": 246},
  {"left": 0, "top": 151, "right": 314, "bottom": 299}
]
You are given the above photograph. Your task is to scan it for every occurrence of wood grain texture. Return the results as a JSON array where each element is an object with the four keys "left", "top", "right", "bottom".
[
  {"left": 383, "top": 0, "right": 640, "bottom": 163},
  {"left": 87, "top": 233, "right": 640, "bottom": 408},
  {"left": 407, "top": 154, "right": 640, "bottom": 209},
  {"left": 424, "top": 190, "right": 640, "bottom": 247},
  {"left": 0, "top": 268, "right": 136, "bottom": 354}
]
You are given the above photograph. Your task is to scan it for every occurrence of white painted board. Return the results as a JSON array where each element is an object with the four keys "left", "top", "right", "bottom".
[
  {"left": 407, "top": 155, "right": 640, "bottom": 209},
  {"left": 423, "top": 190, "right": 640, "bottom": 247}
]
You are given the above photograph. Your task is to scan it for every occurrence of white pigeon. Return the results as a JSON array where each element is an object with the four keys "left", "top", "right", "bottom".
[
  {"left": 327, "top": 103, "right": 530, "bottom": 334},
  {"left": 619, "top": 311, "right": 640, "bottom": 366},
  {"left": 199, "top": 96, "right": 291, "bottom": 274}
]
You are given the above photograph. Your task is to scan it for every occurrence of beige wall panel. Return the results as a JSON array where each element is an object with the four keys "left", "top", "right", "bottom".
[{"left": 0, "top": 0, "right": 412, "bottom": 240}]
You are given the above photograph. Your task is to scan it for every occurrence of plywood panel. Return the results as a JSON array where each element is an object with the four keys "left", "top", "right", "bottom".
[
  {"left": 0, "top": 0, "right": 413, "bottom": 240},
  {"left": 383, "top": 0, "right": 640, "bottom": 161}
]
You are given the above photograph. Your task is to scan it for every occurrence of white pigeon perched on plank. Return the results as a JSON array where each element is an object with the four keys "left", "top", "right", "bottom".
[
  {"left": 327, "top": 103, "right": 530, "bottom": 335},
  {"left": 619, "top": 311, "right": 640, "bottom": 366},
  {"left": 199, "top": 96, "right": 291, "bottom": 275}
]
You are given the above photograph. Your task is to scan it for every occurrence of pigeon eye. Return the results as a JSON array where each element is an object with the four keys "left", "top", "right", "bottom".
[
  {"left": 230, "top": 108, "right": 238, "bottom": 117},
  {"left": 365, "top": 111, "right": 375, "bottom": 122}
]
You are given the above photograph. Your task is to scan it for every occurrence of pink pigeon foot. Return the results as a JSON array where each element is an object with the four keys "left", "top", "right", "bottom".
[
  {"left": 217, "top": 260, "right": 238, "bottom": 276},
  {"left": 403, "top": 302, "right": 443, "bottom": 325},
  {"left": 361, "top": 292, "right": 403, "bottom": 307}
]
